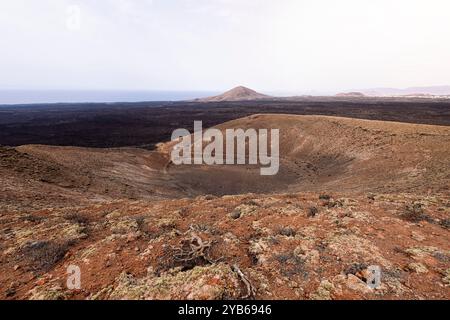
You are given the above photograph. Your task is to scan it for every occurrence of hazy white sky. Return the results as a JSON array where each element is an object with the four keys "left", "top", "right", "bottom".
[{"left": 1, "top": 0, "right": 449, "bottom": 93}]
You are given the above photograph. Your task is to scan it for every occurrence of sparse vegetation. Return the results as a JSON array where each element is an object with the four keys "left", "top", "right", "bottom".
[
  {"left": 20, "top": 240, "right": 72, "bottom": 274},
  {"left": 276, "top": 227, "right": 296, "bottom": 237},
  {"left": 273, "top": 252, "right": 307, "bottom": 277},
  {"left": 438, "top": 219, "right": 450, "bottom": 229},
  {"left": 344, "top": 263, "right": 368, "bottom": 276},
  {"left": 64, "top": 212, "right": 89, "bottom": 225},
  {"left": 21, "top": 214, "right": 44, "bottom": 223},
  {"left": 308, "top": 207, "right": 318, "bottom": 217},
  {"left": 319, "top": 194, "right": 331, "bottom": 200},
  {"left": 401, "top": 203, "right": 433, "bottom": 223}
]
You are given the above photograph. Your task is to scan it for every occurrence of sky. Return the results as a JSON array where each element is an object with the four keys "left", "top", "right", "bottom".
[{"left": 1, "top": 0, "right": 450, "bottom": 94}]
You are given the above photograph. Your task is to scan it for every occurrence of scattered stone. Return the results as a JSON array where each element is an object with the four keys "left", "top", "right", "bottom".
[
  {"left": 231, "top": 204, "right": 257, "bottom": 218},
  {"left": 346, "top": 274, "right": 373, "bottom": 294},
  {"left": 229, "top": 210, "right": 241, "bottom": 220},
  {"left": 345, "top": 263, "right": 368, "bottom": 276},
  {"left": 307, "top": 207, "right": 318, "bottom": 217}
]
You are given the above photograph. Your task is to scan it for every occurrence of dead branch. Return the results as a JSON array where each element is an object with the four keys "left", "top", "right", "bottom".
[
  {"left": 172, "top": 231, "right": 214, "bottom": 264},
  {"left": 232, "top": 264, "right": 257, "bottom": 299}
]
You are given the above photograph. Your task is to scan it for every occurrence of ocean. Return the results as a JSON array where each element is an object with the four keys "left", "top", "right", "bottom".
[{"left": 0, "top": 90, "right": 219, "bottom": 105}]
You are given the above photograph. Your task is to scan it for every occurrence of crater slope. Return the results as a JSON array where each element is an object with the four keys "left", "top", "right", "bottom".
[
  {"left": 1, "top": 115, "right": 449, "bottom": 209},
  {"left": 163, "top": 114, "right": 450, "bottom": 196}
]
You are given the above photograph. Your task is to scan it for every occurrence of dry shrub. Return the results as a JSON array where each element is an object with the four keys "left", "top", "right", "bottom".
[
  {"left": 273, "top": 252, "right": 307, "bottom": 277},
  {"left": 401, "top": 203, "right": 433, "bottom": 223},
  {"left": 20, "top": 240, "right": 72, "bottom": 274}
]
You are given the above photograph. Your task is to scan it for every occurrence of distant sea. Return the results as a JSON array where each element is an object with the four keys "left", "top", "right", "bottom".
[{"left": 0, "top": 90, "right": 220, "bottom": 105}]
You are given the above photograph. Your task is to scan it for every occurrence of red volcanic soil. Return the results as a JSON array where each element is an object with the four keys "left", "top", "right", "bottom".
[{"left": 0, "top": 115, "right": 449, "bottom": 300}]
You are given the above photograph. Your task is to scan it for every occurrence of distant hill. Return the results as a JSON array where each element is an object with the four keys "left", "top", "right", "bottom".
[
  {"left": 196, "top": 86, "right": 271, "bottom": 102},
  {"left": 336, "top": 92, "right": 366, "bottom": 97},
  {"left": 359, "top": 86, "right": 450, "bottom": 96}
]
